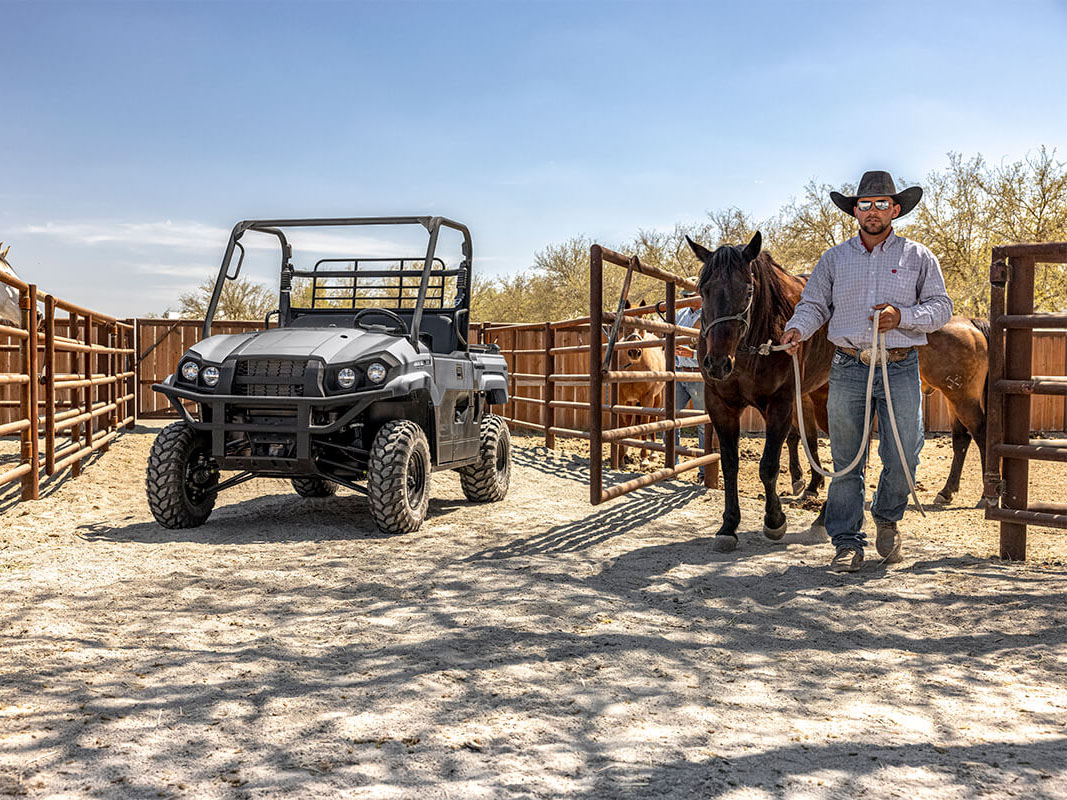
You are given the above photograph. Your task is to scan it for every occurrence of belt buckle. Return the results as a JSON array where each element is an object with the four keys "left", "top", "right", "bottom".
[{"left": 859, "top": 347, "right": 873, "bottom": 366}]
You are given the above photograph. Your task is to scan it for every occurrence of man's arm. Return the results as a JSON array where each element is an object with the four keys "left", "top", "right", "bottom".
[
  {"left": 898, "top": 249, "right": 953, "bottom": 332},
  {"left": 782, "top": 251, "right": 834, "bottom": 349}
]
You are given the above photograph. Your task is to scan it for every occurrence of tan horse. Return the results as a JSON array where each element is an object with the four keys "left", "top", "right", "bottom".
[
  {"left": 0, "top": 243, "right": 21, "bottom": 326},
  {"left": 616, "top": 329, "right": 666, "bottom": 468}
]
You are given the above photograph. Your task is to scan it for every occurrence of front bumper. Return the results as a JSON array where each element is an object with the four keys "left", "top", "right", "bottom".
[{"left": 153, "top": 373, "right": 428, "bottom": 468}]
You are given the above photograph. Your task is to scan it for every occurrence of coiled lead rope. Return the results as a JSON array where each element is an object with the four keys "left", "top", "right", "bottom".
[{"left": 756, "top": 309, "right": 925, "bottom": 516}]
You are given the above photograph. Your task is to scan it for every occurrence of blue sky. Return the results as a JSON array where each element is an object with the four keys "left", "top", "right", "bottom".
[{"left": 2, "top": 0, "right": 1066, "bottom": 316}]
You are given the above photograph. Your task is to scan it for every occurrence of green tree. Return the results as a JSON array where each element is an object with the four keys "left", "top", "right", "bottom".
[
  {"left": 983, "top": 146, "right": 1067, "bottom": 310},
  {"left": 178, "top": 276, "right": 275, "bottom": 321},
  {"left": 767, "top": 180, "right": 858, "bottom": 273}
]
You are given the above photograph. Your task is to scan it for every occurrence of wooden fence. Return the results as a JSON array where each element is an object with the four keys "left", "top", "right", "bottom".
[
  {"left": 473, "top": 321, "right": 1067, "bottom": 436},
  {"left": 107, "top": 318, "right": 1067, "bottom": 434},
  {"left": 0, "top": 273, "right": 136, "bottom": 500},
  {"left": 133, "top": 319, "right": 268, "bottom": 418}
]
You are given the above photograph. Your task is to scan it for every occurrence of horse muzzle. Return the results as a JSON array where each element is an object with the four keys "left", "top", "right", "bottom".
[{"left": 702, "top": 353, "right": 734, "bottom": 381}]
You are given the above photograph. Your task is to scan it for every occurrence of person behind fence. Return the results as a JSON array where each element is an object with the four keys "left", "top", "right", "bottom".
[
  {"left": 780, "top": 170, "right": 953, "bottom": 572},
  {"left": 674, "top": 278, "right": 706, "bottom": 476}
]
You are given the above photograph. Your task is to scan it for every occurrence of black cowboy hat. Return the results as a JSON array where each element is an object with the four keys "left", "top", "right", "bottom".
[{"left": 830, "top": 170, "right": 923, "bottom": 217}]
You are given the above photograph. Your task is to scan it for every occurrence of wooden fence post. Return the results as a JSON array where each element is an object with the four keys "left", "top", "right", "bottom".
[
  {"left": 544, "top": 322, "right": 555, "bottom": 449},
  {"left": 20, "top": 285, "right": 40, "bottom": 500}
]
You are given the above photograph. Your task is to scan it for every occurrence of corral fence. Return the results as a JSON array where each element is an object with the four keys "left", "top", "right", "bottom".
[
  {"left": 985, "top": 242, "right": 1067, "bottom": 560},
  {"left": 473, "top": 322, "right": 1067, "bottom": 438},
  {"left": 0, "top": 272, "right": 135, "bottom": 501},
  {"left": 6, "top": 271, "right": 1064, "bottom": 513},
  {"left": 472, "top": 245, "right": 719, "bottom": 506}
]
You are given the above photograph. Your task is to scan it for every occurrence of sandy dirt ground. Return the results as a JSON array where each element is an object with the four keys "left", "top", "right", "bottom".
[{"left": 1, "top": 422, "right": 1065, "bottom": 799}]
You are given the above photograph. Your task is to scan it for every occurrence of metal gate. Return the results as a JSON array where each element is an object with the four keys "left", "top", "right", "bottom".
[
  {"left": 985, "top": 242, "right": 1067, "bottom": 560},
  {"left": 588, "top": 245, "right": 718, "bottom": 505}
]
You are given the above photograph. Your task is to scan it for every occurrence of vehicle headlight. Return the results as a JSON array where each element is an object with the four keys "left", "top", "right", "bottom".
[
  {"left": 202, "top": 366, "right": 220, "bottom": 387},
  {"left": 337, "top": 367, "right": 357, "bottom": 389},
  {"left": 180, "top": 361, "right": 200, "bottom": 382},
  {"left": 366, "top": 362, "right": 387, "bottom": 384}
]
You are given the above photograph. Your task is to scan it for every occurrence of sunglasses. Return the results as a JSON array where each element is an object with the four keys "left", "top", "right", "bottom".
[{"left": 856, "top": 199, "right": 892, "bottom": 211}]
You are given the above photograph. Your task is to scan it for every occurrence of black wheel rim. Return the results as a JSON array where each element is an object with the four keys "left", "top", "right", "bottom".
[
  {"left": 405, "top": 447, "right": 427, "bottom": 507},
  {"left": 495, "top": 438, "right": 507, "bottom": 473}
]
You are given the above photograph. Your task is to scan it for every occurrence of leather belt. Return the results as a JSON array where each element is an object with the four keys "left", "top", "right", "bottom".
[{"left": 837, "top": 345, "right": 916, "bottom": 366}]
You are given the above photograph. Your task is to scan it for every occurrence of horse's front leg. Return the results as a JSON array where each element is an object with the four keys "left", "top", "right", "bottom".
[
  {"left": 760, "top": 395, "right": 794, "bottom": 541},
  {"left": 707, "top": 399, "right": 742, "bottom": 552},
  {"left": 786, "top": 424, "right": 805, "bottom": 496}
]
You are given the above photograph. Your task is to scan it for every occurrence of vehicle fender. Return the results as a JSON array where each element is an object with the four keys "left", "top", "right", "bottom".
[
  {"left": 479, "top": 372, "right": 509, "bottom": 405},
  {"left": 387, "top": 371, "right": 433, "bottom": 398}
]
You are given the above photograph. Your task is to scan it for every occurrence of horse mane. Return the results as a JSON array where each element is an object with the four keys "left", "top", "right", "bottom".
[{"left": 700, "top": 245, "right": 798, "bottom": 347}]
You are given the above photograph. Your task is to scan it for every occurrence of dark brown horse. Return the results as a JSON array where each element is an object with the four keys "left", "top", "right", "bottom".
[{"left": 689, "top": 232, "right": 835, "bottom": 551}]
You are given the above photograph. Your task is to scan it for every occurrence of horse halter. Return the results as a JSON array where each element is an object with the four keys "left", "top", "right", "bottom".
[{"left": 700, "top": 278, "right": 755, "bottom": 345}]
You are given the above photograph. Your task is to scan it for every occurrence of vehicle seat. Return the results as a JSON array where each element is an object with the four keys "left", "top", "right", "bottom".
[{"left": 416, "top": 315, "right": 457, "bottom": 354}]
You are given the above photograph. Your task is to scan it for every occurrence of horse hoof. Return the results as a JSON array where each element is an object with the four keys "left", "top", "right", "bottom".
[
  {"left": 933, "top": 492, "right": 951, "bottom": 506},
  {"left": 800, "top": 489, "right": 819, "bottom": 502},
  {"left": 809, "top": 523, "right": 828, "bottom": 540},
  {"left": 763, "top": 519, "right": 787, "bottom": 541},
  {"left": 791, "top": 479, "right": 806, "bottom": 496},
  {"left": 712, "top": 535, "right": 738, "bottom": 553},
  {"left": 977, "top": 496, "right": 997, "bottom": 510}
]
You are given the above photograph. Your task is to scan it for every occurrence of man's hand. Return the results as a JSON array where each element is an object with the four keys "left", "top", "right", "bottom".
[
  {"left": 676, "top": 345, "right": 696, "bottom": 359},
  {"left": 870, "top": 303, "right": 902, "bottom": 333},
  {"left": 781, "top": 327, "right": 803, "bottom": 356}
]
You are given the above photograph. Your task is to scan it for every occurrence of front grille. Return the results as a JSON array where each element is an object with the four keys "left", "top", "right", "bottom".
[{"left": 234, "top": 358, "right": 307, "bottom": 397}]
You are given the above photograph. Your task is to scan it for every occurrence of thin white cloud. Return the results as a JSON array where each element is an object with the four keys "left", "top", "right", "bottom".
[
  {"left": 133, "top": 262, "right": 222, "bottom": 278},
  {"left": 19, "top": 220, "right": 234, "bottom": 249},
  {"left": 17, "top": 219, "right": 439, "bottom": 258}
]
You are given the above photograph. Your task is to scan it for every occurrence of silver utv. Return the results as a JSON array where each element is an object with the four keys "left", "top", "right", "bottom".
[{"left": 147, "top": 216, "right": 511, "bottom": 534}]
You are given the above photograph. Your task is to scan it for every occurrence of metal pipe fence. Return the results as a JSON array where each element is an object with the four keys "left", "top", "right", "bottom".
[
  {"left": 985, "top": 242, "right": 1067, "bottom": 560},
  {"left": 474, "top": 245, "right": 720, "bottom": 506},
  {"left": 0, "top": 272, "right": 135, "bottom": 501}
]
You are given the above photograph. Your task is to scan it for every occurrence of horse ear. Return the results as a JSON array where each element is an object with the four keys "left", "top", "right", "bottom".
[
  {"left": 741, "top": 231, "right": 762, "bottom": 263},
  {"left": 686, "top": 235, "right": 713, "bottom": 263}
]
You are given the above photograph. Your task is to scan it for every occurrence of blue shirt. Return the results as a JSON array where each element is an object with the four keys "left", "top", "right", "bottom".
[
  {"left": 785, "top": 230, "right": 953, "bottom": 350},
  {"left": 676, "top": 305, "right": 701, "bottom": 368}
]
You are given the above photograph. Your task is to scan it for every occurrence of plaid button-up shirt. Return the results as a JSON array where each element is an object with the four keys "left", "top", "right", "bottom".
[{"left": 785, "top": 230, "right": 953, "bottom": 350}]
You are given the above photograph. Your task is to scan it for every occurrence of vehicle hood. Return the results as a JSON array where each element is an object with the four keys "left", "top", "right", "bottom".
[{"left": 187, "top": 327, "right": 419, "bottom": 365}]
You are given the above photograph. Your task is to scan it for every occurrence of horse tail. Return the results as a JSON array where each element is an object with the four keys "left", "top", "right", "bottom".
[
  {"left": 970, "top": 317, "right": 991, "bottom": 411},
  {"left": 969, "top": 316, "right": 991, "bottom": 341}
]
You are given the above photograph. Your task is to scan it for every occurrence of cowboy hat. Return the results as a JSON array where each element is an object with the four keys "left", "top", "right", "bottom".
[{"left": 830, "top": 170, "right": 923, "bottom": 217}]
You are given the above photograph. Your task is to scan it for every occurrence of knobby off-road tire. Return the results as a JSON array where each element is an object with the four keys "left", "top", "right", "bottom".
[
  {"left": 458, "top": 414, "right": 511, "bottom": 502},
  {"left": 291, "top": 476, "right": 338, "bottom": 498},
  {"left": 145, "top": 421, "right": 219, "bottom": 529},
  {"left": 368, "top": 420, "right": 432, "bottom": 534}
]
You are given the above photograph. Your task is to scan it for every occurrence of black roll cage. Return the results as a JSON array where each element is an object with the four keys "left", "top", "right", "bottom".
[{"left": 203, "top": 216, "right": 474, "bottom": 350}]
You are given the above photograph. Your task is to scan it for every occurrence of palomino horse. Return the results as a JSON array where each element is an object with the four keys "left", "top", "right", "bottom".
[
  {"left": 0, "top": 243, "right": 21, "bottom": 326},
  {"left": 615, "top": 328, "right": 666, "bottom": 468},
  {"left": 784, "top": 317, "right": 991, "bottom": 507},
  {"left": 689, "top": 232, "right": 835, "bottom": 552}
]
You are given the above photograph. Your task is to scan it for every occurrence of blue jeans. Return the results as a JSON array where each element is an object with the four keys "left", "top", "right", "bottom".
[
  {"left": 823, "top": 349, "right": 923, "bottom": 552},
  {"left": 674, "top": 380, "right": 706, "bottom": 450}
]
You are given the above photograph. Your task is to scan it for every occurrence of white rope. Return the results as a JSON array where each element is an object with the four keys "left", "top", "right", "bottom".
[{"left": 757, "top": 309, "right": 925, "bottom": 516}]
